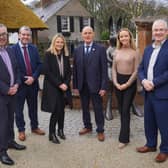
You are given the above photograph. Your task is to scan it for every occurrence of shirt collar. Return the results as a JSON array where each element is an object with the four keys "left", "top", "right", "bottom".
[
  {"left": 152, "top": 39, "right": 166, "bottom": 49},
  {"left": 84, "top": 42, "right": 93, "bottom": 48},
  {"left": 19, "top": 40, "right": 28, "bottom": 48}
]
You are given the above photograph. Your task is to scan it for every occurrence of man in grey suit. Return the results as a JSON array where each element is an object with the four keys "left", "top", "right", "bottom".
[
  {"left": 73, "top": 26, "right": 108, "bottom": 141},
  {"left": 0, "top": 24, "right": 26, "bottom": 166}
]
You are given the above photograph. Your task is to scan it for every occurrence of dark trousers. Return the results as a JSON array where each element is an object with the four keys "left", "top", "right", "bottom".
[
  {"left": 49, "top": 93, "right": 65, "bottom": 134},
  {"left": 15, "top": 83, "right": 39, "bottom": 132},
  {"left": 0, "top": 96, "right": 15, "bottom": 154},
  {"left": 79, "top": 83, "right": 104, "bottom": 133},
  {"left": 115, "top": 73, "right": 136, "bottom": 143},
  {"left": 144, "top": 92, "right": 168, "bottom": 153}
]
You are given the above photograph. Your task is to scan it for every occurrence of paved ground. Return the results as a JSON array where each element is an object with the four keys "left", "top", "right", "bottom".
[{"left": 1, "top": 95, "right": 168, "bottom": 168}]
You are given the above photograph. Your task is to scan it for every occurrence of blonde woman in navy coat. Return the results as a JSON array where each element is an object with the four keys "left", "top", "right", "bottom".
[{"left": 41, "top": 34, "right": 71, "bottom": 144}]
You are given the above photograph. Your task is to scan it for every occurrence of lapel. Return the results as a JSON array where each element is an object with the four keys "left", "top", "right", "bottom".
[
  {"left": 16, "top": 43, "right": 27, "bottom": 71},
  {"left": 0, "top": 48, "right": 12, "bottom": 79},
  {"left": 154, "top": 40, "right": 168, "bottom": 68},
  {"left": 145, "top": 46, "right": 154, "bottom": 70},
  {"left": 87, "top": 42, "right": 96, "bottom": 65}
]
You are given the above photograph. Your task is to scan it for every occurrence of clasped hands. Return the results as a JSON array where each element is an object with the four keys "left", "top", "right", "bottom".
[
  {"left": 59, "top": 83, "right": 68, "bottom": 91},
  {"left": 7, "top": 84, "right": 19, "bottom": 95},
  {"left": 142, "top": 79, "right": 154, "bottom": 91},
  {"left": 24, "top": 76, "right": 34, "bottom": 85},
  {"left": 116, "top": 83, "right": 128, "bottom": 91}
]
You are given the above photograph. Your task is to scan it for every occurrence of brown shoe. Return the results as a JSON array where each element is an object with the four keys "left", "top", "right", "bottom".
[
  {"left": 18, "top": 132, "right": 26, "bottom": 141},
  {"left": 97, "top": 133, "right": 105, "bottom": 142},
  {"left": 155, "top": 153, "right": 168, "bottom": 162},
  {"left": 32, "top": 128, "right": 45, "bottom": 135},
  {"left": 136, "top": 146, "right": 157, "bottom": 153},
  {"left": 79, "top": 128, "right": 92, "bottom": 135}
]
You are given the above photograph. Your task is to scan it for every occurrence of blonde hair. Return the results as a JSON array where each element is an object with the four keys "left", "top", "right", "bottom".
[
  {"left": 116, "top": 28, "right": 136, "bottom": 50},
  {"left": 47, "top": 34, "right": 69, "bottom": 56}
]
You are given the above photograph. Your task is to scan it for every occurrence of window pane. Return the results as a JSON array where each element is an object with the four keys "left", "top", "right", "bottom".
[{"left": 61, "top": 16, "right": 70, "bottom": 32}]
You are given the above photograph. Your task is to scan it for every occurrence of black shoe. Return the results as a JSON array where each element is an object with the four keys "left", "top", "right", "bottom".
[
  {"left": 8, "top": 141, "right": 26, "bottom": 150},
  {"left": 49, "top": 133, "right": 60, "bottom": 144},
  {"left": 58, "top": 129, "right": 66, "bottom": 140},
  {"left": 0, "top": 152, "right": 14, "bottom": 165}
]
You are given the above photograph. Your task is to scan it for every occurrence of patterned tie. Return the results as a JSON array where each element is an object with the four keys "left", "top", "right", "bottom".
[{"left": 22, "top": 46, "right": 32, "bottom": 76}]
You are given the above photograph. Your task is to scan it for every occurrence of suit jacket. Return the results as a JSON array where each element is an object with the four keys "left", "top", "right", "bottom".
[
  {"left": 138, "top": 39, "right": 168, "bottom": 99},
  {"left": 12, "top": 43, "right": 42, "bottom": 85},
  {"left": 73, "top": 42, "right": 108, "bottom": 93},
  {"left": 41, "top": 51, "right": 71, "bottom": 112},
  {"left": 0, "top": 47, "right": 20, "bottom": 96}
]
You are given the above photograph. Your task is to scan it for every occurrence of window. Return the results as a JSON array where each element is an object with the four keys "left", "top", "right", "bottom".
[
  {"left": 61, "top": 16, "right": 70, "bottom": 32},
  {"left": 83, "top": 17, "right": 90, "bottom": 27}
]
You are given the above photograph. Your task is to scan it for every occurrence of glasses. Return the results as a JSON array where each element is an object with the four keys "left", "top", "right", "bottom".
[{"left": 0, "top": 32, "right": 8, "bottom": 38}]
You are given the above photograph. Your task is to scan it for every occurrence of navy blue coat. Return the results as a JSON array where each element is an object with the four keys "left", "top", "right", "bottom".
[
  {"left": 12, "top": 43, "right": 42, "bottom": 85},
  {"left": 73, "top": 42, "right": 108, "bottom": 93},
  {"left": 138, "top": 39, "right": 168, "bottom": 99}
]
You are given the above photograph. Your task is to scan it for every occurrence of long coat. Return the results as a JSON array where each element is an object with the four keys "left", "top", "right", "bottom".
[{"left": 41, "top": 51, "right": 71, "bottom": 113}]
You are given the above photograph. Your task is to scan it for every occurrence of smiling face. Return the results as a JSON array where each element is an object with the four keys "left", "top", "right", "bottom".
[
  {"left": 19, "top": 29, "right": 31, "bottom": 45},
  {"left": 152, "top": 20, "right": 168, "bottom": 45},
  {"left": 0, "top": 26, "right": 8, "bottom": 47},
  {"left": 118, "top": 30, "right": 130, "bottom": 47},
  {"left": 82, "top": 26, "right": 94, "bottom": 45},
  {"left": 54, "top": 37, "right": 64, "bottom": 53}
]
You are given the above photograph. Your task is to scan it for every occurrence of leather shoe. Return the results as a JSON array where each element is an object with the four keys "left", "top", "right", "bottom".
[
  {"left": 32, "top": 128, "right": 45, "bottom": 135},
  {"left": 8, "top": 141, "right": 26, "bottom": 150},
  {"left": 155, "top": 153, "right": 168, "bottom": 162},
  {"left": 0, "top": 152, "right": 14, "bottom": 165},
  {"left": 97, "top": 133, "right": 105, "bottom": 142},
  {"left": 49, "top": 133, "right": 60, "bottom": 144},
  {"left": 18, "top": 132, "right": 26, "bottom": 141},
  {"left": 79, "top": 128, "right": 92, "bottom": 135},
  {"left": 58, "top": 130, "right": 66, "bottom": 140},
  {"left": 136, "top": 146, "right": 157, "bottom": 153}
]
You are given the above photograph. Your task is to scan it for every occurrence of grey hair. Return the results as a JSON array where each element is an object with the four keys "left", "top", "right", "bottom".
[
  {"left": 19, "top": 26, "right": 32, "bottom": 35},
  {"left": 152, "top": 19, "right": 168, "bottom": 30},
  {"left": 0, "top": 23, "right": 7, "bottom": 32}
]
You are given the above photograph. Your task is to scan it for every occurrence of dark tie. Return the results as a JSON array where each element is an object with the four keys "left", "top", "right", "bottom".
[{"left": 22, "top": 46, "right": 32, "bottom": 76}]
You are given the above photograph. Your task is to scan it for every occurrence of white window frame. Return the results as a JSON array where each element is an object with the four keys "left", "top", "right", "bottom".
[{"left": 61, "top": 16, "right": 70, "bottom": 32}]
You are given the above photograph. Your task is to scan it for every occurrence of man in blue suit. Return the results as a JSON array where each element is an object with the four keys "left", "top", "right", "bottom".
[
  {"left": 12, "top": 26, "right": 45, "bottom": 141},
  {"left": 137, "top": 19, "right": 168, "bottom": 162},
  {"left": 0, "top": 24, "right": 26, "bottom": 166},
  {"left": 73, "top": 26, "right": 108, "bottom": 141}
]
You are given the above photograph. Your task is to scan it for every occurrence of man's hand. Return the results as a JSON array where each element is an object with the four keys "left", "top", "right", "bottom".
[
  {"left": 142, "top": 79, "right": 154, "bottom": 91},
  {"left": 7, "top": 84, "right": 18, "bottom": 95},
  {"left": 59, "top": 83, "right": 68, "bottom": 91},
  {"left": 24, "top": 76, "right": 34, "bottom": 85},
  {"left": 73, "top": 89, "right": 79, "bottom": 95},
  {"left": 99, "top": 90, "right": 106, "bottom": 97}
]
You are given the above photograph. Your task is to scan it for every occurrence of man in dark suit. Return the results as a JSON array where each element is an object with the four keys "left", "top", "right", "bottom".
[
  {"left": 73, "top": 26, "right": 108, "bottom": 141},
  {"left": 0, "top": 24, "right": 26, "bottom": 166},
  {"left": 12, "top": 26, "right": 45, "bottom": 141},
  {"left": 137, "top": 19, "right": 168, "bottom": 163}
]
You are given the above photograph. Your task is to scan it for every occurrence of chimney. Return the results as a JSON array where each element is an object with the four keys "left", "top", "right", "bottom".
[{"left": 41, "top": 0, "right": 53, "bottom": 8}]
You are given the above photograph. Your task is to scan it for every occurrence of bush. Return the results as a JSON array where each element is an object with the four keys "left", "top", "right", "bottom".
[{"left": 100, "top": 31, "right": 110, "bottom": 40}]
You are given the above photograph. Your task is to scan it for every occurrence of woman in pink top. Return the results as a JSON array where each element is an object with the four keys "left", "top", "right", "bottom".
[{"left": 112, "top": 28, "right": 140, "bottom": 149}]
